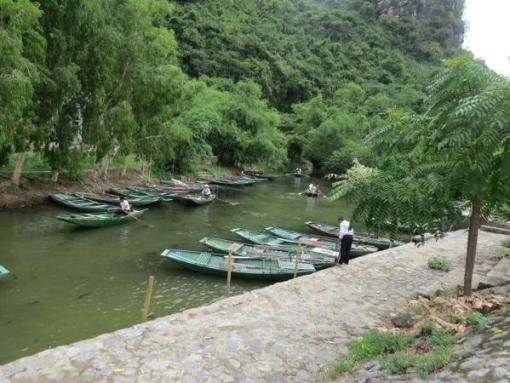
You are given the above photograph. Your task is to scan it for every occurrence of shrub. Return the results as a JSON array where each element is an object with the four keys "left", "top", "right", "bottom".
[
  {"left": 465, "top": 312, "right": 488, "bottom": 331},
  {"left": 428, "top": 256, "right": 450, "bottom": 272}
]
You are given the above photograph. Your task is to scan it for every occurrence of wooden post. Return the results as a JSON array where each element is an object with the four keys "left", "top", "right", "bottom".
[
  {"left": 141, "top": 275, "right": 155, "bottom": 322},
  {"left": 226, "top": 250, "right": 233, "bottom": 294},
  {"left": 293, "top": 243, "right": 302, "bottom": 279}
]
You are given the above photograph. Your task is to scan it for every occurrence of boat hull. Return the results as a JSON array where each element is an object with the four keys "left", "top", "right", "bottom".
[
  {"left": 161, "top": 249, "right": 315, "bottom": 281},
  {"left": 305, "top": 221, "right": 403, "bottom": 250},
  {"left": 56, "top": 209, "right": 147, "bottom": 227}
]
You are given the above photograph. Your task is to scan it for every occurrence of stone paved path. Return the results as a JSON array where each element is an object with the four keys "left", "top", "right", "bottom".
[{"left": 0, "top": 230, "right": 506, "bottom": 382}]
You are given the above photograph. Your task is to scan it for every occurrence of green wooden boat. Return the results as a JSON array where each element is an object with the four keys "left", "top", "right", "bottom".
[
  {"left": 77, "top": 192, "right": 160, "bottom": 207},
  {"left": 110, "top": 187, "right": 174, "bottom": 202},
  {"left": 199, "top": 237, "right": 335, "bottom": 269},
  {"left": 231, "top": 228, "right": 339, "bottom": 258},
  {"left": 173, "top": 193, "right": 216, "bottom": 206},
  {"left": 305, "top": 221, "right": 404, "bottom": 250},
  {"left": 160, "top": 179, "right": 206, "bottom": 192},
  {"left": 265, "top": 226, "right": 378, "bottom": 257},
  {"left": 0, "top": 265, "right": 9, "bottom": 278},
  {"left": 50, "top": 194, "right": 119, "bottom": 212},
  {"left": 128, "top": 187, "right": 180, "bottom": 202},
  {"left": 205, "top": 177, "right": 256, "bottom": 186},
  {"left": 161, "top": 249, "right": 316, "bottom": 281},
  {"left": 56, "top": 209, "right": 147, "bottom": 227}
]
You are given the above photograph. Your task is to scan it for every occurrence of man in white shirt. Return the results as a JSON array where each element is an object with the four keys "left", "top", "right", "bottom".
[
  {"left": 119, "top": 196, "right": 133, "bottom": 215},
  {"left": 338, "top": 217, "right": 354, "bottom": 264},
  {"left": 202, "top": 184, "right": 212, "bottom": 199}
]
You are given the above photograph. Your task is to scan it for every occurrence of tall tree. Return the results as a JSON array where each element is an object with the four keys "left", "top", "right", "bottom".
[{"left": 0, "top": 0, "right": 45, "bottom": 186}]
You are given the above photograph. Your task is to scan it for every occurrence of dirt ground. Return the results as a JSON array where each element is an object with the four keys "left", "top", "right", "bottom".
[{"left": 0, "top": 170, "right": 149, "bottom": 210}]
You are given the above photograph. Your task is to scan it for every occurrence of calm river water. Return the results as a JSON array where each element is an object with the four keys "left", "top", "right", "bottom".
[{"left": 0, "top": 176, "right": 352, "bottom": 364}]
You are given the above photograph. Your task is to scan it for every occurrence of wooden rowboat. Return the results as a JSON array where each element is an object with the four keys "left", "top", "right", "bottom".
[
  {"left": 173, "top": 193, "right": 216, "bottom": 206},
  {"left": 199, "top": 237, "right": 335, "bottom": 269},
  {"left": 111, "top": 187, "right": 175, "bottom": 202},
  {"left": 50, "top": 194, "right": 119, "bottom": 212},
  {"left": 161, "top": 249, "right": 316, "bottom": 281},
  {"left": 265, "top": 226, "right": 378, "bottom": 257},
  {"left": 76, "top": 192, "right": 160, "bottom": 207},
  {"left": 56, "top": 209, "right": 147, "bottom": 227},
  {"left": 305, "top": 221, "right": 403, "bottom": 250},
  {"left": 0, "top": 265, "right": 9, "bottom": 278},
  {"left": 231, "top": 228, "right": 339, "bottom": 258}
]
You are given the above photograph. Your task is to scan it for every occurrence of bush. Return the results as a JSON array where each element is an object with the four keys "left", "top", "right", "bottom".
[
  {"left": 428, "top": 256, "right": 450, "bottom": 272},
  {"left": 380, "top": 351, "right": 415, "bottom": 374},
  {"left": 465, "top": 312, "right": 488, "bottom": 331}
]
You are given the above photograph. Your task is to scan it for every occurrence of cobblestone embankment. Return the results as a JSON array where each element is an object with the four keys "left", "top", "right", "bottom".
[{"left": 0, "top": 230, "right": 506, "bottom": 382}]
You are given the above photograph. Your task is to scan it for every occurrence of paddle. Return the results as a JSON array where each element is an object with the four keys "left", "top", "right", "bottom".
[
  {"left": 127, "top": 211, "right": 153, "bottom": 228},
  {"left": 216, "top": 198, "right": 240, "bottom": 206}
]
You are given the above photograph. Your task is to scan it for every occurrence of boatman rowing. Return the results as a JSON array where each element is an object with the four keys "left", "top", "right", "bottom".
[{"left": 119, "top": 196, "right": 133, "bottom": 215}]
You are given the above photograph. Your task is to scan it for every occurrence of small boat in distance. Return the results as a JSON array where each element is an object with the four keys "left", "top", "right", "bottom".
[
  {"left": 173, "top": 193, "right": 216, "bottom": 206},
  {"left": 161, "top": 249, "right": 316, "bottom": 281},
  {"left": 56, "top": 209, "right": 147, "bottom": 228}
]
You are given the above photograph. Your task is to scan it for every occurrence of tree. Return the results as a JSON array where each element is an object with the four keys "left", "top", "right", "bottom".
[
  {"left": 0, "top": 0, "right": 45, "bottom": 186},
  {"left": 331, "top": 55, "right": 510, "bottom": 295}
]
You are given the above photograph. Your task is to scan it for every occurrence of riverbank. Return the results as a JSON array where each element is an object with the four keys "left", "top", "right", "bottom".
[
  {"left": 0, "top": 229, "right": 507, "bottom": 382},
  {"left": 0, "top": 171, "right": 146, "bottom": 210}
]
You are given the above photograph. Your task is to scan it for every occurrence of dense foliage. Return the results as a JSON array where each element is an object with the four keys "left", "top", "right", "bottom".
[
  {"left": 0, "top": 0, "right": 465, "bottom": 181},
  {"left": 330, "top": 55, "right": 510, "bottom": 294}
]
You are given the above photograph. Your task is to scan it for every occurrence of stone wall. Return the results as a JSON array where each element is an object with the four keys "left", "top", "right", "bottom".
[{"left": 0, "top": 229, "right": 506, "bottom": 382}]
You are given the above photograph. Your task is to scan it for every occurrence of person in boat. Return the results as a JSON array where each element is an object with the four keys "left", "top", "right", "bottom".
[
  {"left": 308, "top": 183, "right": 316, "bottom": 195},
  {"left": 314, "top": 183, "right": 321, "bottom": 195},
  {"left": 202, "top": 184, "right": 212, "bottom": 199},
  {"left": 119, "top": 196, "right": 133, "bottom": 215},
  {"left": 295, "top": 167, "right": 302, "bottom": 176},
  {"left": 338, "top": 216, "right": 354, "bottom": 265}
]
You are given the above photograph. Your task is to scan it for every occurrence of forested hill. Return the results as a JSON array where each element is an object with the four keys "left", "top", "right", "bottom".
[
  {"left": 168, "top": 0, "right": 464, "bottom": 172},
  {"left": 170, "top": 0, "right": 465, "bottom": 111},
  {"left": 1, "top": 0, "right": 465, "bottom": 182}
]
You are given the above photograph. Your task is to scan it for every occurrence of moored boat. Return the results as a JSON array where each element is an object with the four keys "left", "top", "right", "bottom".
[
  {"left": 76, "top": 192, "right": 160, "bottom": 207},
  {"left": 173, "top": 193, "right": 216, "bottom": 206},
  {"left": 265, "top": 226, "right": 378, "bottom": 257},
  {"left": 161, "top": 249, "right": 316, "bottom": 281},
  {"left": 50, "top": 194, "right": 119, "bottom": 212},
  {"left": 0, "top": 265, "right": 9, "bottom": 278},
  {"left": 111, "top": 187, "right": 175, "bottom": 202},
  {"left": 56, "top": 209, "right": 147, "bottom": 227},
  {"left": 231, "top": 228, "right": 338, "bottom": 258},
  {"left": 200, "top": 237, "right": 335, "bottom": 269},
  {"left": 305, "top": 221, "right": 403, "bottom": 250},
  {"left": 302, "top": 191, "right": 320, "bottom": 197}
]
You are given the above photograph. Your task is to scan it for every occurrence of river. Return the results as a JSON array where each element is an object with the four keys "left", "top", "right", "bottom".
[{"left": 0, "top": 176, "right": 351, "bottom": 364}]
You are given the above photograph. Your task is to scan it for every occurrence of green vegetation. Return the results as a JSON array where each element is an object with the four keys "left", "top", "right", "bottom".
[
  {"left": 328, "top": 322, "right": 458, "bottom": 380},
  {"left": 428, "top": 256, "right": 450, "bottom": 272},
  {"left": 330, "top": 55, "right": 510, "bottom": 295},
  {"left": 1, "top": 0, "right": 467, "bottom": 186},
  {"left": 465, "top": 312, "right": 488, "bottom": 331}
]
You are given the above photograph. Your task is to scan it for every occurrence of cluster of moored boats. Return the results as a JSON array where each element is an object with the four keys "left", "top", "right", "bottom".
[
  {"left": 160, "top": 222, "right": 404, "bottom": 281},
  {"left": 50, "top": 174, "right": 274, "bottom": 228}
]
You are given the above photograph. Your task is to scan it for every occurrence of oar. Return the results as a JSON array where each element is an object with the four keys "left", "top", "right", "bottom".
[
  {"left": 216, "top": 198, "right": 239, "bottom": 206},
  {"left": 127, "top": 211, "right": 153, "bottom": 228}
]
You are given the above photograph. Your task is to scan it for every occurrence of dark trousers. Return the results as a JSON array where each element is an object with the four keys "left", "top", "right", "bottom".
[{"left": 339, "top": 235, "right": 353, "bottom": 264}]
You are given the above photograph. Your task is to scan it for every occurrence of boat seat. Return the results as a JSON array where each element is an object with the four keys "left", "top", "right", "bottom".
[{"left": 195, "top": 253, "right": 212, "bottom": 265}]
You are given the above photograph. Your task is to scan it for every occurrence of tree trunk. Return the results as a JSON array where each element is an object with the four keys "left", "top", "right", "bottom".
[
  {"left": 101, "top": 157, "right": 111, "bottom": 181},
  {"left": 11, "top": 152, "right": 26, "bottom": 187},
  {"left": 464, "top": 200, "right": 481, "bottom": 296},
  {"left": 121, "top": 163, "right": 128, "bottom": 178}
]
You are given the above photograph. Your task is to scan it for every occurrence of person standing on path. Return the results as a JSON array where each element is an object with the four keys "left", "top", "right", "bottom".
[{"left": 338, "top": 217, "right": 354, "bottom": 264}]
